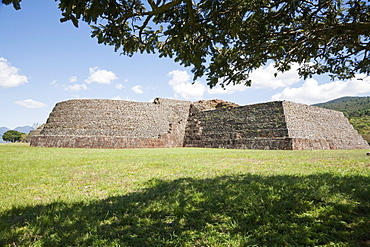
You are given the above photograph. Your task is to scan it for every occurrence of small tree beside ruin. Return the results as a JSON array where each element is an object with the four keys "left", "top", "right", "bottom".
[{"left": 2, "top": 130, "right": 24, "bottom": 143}]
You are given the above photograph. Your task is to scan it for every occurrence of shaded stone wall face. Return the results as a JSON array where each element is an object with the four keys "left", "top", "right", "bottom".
[
  {"left": 282, "top": 101, "right": 369, "bottom": 150},
  {"left": 31, "top": 98, "right": 191, "bottom": 148},
  {"left": 183, "top": 101, "right": 293, "bottom": 150}
]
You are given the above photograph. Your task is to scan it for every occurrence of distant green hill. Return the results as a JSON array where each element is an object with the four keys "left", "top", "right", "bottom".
[
  {"left": 313, "top": 96, "right": 370, "bottom": 117},
  {"left": 313, "top": 97, "right": 370, "bottom": 144}
]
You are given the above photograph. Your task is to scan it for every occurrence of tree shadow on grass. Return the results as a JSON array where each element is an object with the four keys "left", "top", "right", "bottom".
[{"left": 1, "top": 174, "right": 370, "bottom": 246}]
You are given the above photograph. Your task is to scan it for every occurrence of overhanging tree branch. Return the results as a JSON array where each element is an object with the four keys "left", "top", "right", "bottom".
[{"left": 4, "top": 0, "right": 370, "bottom": 88}]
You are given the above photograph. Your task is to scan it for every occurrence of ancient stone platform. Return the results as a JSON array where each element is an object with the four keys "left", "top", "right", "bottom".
[{"left": 30, "top": 98, "right": 369, "bottom": 150}]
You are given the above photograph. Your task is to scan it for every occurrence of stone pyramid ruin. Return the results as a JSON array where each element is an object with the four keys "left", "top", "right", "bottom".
[{"left": 30, "top": 98, "right": 369, "bottom": 150}]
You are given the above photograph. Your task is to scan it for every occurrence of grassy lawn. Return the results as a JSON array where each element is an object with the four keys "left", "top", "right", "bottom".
[{"left": 1, "top": 144, "right": 370, "bottom": 246}]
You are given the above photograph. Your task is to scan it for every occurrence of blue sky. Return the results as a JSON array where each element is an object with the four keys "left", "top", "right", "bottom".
[{"left": 1, "top": 1, "right": 370, "bottom": 129}]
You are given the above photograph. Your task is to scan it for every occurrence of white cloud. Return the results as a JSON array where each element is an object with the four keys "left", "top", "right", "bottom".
[
  {"left": 115, "top": 83, "right": 124, "bottom": 90},
  {"left": 69, "top": 76, "right": 78, "bottom": 83},
  {"left": 208, "top": 84, "right": 248, "bottom": 95},
  {"left": 207, "top": 63, "right": 302, "bottom": 95},
  {"left": 112, "top": 96, "right": 122, "bottom": 100},
  {"left": 122, "top": 96, "right": 136, "bottom": 101},
  {"left": 14, "top": 99, "right": 47, "bottom": 108},
  {"left": 0, "top": 57, "right": 28, "bottom": 88},
  {"left": 168, "top": 70, "right": 206, "bottom": 100},
  {"left": 272, "top": 75, "right": 370, "bottom": 104},
  {"left": 85, "top": 67, "right": 118, "bottom": 84},
  {"left": 132, "top": 85, "right": 143, "bottom": 94},
  {"left": 249, "top": 63, "right": 301, "bottom": 89},
  {"left": 64, "top": 83, "right": 87, "bottom": 92},
  {"left": 50, "top": 80, "right": 57, "bottom": 86}
]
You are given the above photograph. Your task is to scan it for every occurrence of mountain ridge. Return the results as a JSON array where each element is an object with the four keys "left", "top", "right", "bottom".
[{"left": 313, "top": 96, "right": 370, "bottom": 117}]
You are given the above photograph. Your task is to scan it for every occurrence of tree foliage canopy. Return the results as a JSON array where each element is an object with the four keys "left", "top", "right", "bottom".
[
  {"left": 2, "top": 130, "right": 23, "bottom": 142},
  {"left": 3, "top": 0, "right": 370, "bottom": 88}
]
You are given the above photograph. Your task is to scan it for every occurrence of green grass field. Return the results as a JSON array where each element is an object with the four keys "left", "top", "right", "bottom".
[{"left": 1, "top": 144, "right": 370, "bottom": 246}]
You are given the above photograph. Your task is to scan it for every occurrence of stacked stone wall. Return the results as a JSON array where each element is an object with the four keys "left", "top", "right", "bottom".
[
  {"left": 183, "top": 101, "right": 293, "bottom": 150},
  {"left": 31, "top": 98, "right": 369, "bottom": 150},
  {"left": 31, "top": 98, "right": 191, "bottom": 148},
  {"left": 282, "top": 101, "right": 369, "bottom": 149}
]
